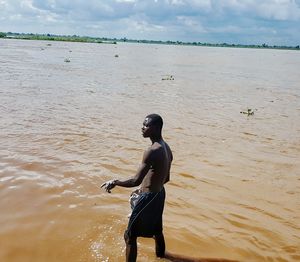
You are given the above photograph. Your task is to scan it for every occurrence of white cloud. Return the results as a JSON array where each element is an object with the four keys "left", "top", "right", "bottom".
[
  {"left": 255, "top": 0, "right": 300, "bottom": 20},
  {"left": 0, "top": 0, "right": 299, "bottom": 45},
  {"left": 176, "top": 16, "right": 207, "bottom": 33},
  {"left": 208, "top": 25, "right": 241, "bottom": 34},
  {"left": 212, "top": 0, "right": 300, "bottom": 21}
]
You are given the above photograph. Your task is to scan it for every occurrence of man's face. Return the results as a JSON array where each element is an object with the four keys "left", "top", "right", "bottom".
[{"left": 141, "top": 117, "right": 154, "bottom": 137}]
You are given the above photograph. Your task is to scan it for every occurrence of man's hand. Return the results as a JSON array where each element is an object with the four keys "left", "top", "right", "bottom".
[{"left": 101, "top": 180, "right": 117, "bottom": 193}]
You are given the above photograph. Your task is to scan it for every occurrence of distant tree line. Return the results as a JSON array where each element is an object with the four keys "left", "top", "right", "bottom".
[
  {"left": 1, "top": 32, "right": 299, "bottom": 50},
  {"left": 2, "top": 32, "right": 117, "bottom": 44}
]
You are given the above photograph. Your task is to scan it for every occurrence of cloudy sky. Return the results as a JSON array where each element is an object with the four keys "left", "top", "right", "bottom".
[{"left": 1, "top": 0, "right": 300, "bottom": 46}]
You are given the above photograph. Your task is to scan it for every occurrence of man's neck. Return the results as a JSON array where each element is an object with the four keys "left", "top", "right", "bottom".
[{"left": 150, "top": 135, "right": 163, "bottom": 144}]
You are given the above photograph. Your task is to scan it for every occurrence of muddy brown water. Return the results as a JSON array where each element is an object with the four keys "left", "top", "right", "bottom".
[{"left": 0, "top": 39, "right": 299, "bottom": 261}]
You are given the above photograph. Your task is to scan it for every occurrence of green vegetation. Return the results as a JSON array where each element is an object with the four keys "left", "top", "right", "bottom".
[
  {"left": 3, "top": 32, "right": 117, "bottom": 44},
  {"left": 2, "top": 32, "right": 299, "bottom": 50},
  {"left": 128, "top": 39, "right": 300, "bottom": 50},
  {"left": 240, "top": 108, "right": 256, "bottom": 116}
]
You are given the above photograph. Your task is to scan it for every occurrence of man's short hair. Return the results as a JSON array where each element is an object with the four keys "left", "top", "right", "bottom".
[{"left": 146, "top": 114, "right": 163, "bottom": 130}]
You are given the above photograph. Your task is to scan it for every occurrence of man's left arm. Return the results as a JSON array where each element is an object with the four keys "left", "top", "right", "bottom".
[{"left": 164, "top": 148, "right": 173, "bottom": 184}]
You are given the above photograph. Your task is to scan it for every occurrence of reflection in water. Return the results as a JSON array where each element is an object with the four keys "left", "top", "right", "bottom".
[
  {"left": 0, "top": 39, "right": 300, "bottom": 261},
  {"left": 165, "top": 252, "right": 239, "bottom": 262}
]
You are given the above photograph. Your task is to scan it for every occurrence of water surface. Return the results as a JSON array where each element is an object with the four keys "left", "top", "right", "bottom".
[{"left": 0, "top": 39, "right": 300, "bottom": 261}]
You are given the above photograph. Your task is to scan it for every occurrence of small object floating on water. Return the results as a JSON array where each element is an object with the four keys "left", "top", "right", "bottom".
[
  {"left": 64, "top": 58, "right": 71, "bottom": 63},
  {"left": 240, "top": 108, "right": 256, "bottom": 116},
  {"left": 162, "top": 75, "right": 175, "bottom": 80},
  {"left": 69, "top": 50, "right": 72, "bottom": 53},
  {"left": 46, "top": 43, "right": 52, "bottom": 46},
  {"left": 115, "top": 54, "right": 119, "bottom": 57}
]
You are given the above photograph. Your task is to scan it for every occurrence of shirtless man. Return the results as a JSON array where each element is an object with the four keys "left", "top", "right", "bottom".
[{"left": 101, "top": 114, "right": 173, "bottom": 262}]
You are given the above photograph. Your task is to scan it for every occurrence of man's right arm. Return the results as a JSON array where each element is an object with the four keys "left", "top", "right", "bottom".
[
  {"left": 115, "top": 162, "right": 150, "bottom": 188},
  {"left": 101, "top": 149, "right": 153, "bottom": 192}
]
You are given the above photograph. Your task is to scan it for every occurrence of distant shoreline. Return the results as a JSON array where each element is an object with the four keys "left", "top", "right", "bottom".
[{"left": 1, "top": 32, "right": 299, "bottom": 51}]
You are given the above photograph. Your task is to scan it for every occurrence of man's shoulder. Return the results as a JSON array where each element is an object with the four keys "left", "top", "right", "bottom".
[
  {"left": 143, "top": 146, "right": 156, "bottom": 157},
  {"left": 149, "top": 142, "right": 164, "bottom": 152},
  {"left": 145, "top": 145, "right": 158, "bottom": 156},
  {"left": 142, "top": 147, "right": 157, "bottom": 165},
  {"left": 145, "top": 141, "right": 172, "bottom": 156},
  {"left": 144, "top": 144, "right": 161, "bottom": 158}
]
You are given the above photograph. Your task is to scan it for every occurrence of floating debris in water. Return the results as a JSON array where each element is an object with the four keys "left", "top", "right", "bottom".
[
  {"left": 114, "top": 54, "right": 119, "bottom": 57},
  {"left": 240, "top": 108, "right": 256, "bottom": 116},
  {"left": 64, "top": 58, "right": 71, "bottom": 63},
  {"left": 46, "top": 43, "right": 52, "bottom": 46},
  {"left": 69, "top": 50, "right": 72, "bottom": 53},
  {"left": 162, "top": 75, "right": 174, "bottom": 80}
]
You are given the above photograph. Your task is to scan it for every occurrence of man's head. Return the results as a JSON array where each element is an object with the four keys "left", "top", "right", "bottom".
[{"left": 142, "top": 114, "right": 163, "bottom": 138}]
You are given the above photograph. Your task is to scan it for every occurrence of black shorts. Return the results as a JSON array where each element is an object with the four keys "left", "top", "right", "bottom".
[{"left": 125, "top": 187, "right": 166, "bottom": 238}]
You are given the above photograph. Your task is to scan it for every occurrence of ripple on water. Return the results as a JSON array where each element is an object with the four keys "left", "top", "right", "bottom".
[{"left": 1, "top": 39, "right": 300, "bottom": 262}]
